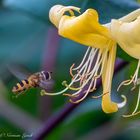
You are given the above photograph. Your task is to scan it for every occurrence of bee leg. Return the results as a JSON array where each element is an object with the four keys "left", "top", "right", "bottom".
[
  {"left": 15, "top": 92, "right": 24, "bottom": 98},
  {"left": 15, "top": 89, "right": 27, "bottom": 98}
]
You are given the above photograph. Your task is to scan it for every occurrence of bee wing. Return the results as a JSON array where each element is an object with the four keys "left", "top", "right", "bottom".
[
  {"left": 7, "top": 63, "right": 31, "bottom": 80},
  {"left": 39, "top": 80, "right": 54, "bottom": 91}
]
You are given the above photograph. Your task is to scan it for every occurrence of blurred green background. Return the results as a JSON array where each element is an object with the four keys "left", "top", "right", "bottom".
[{"left": 0, "top": 0, "right": 140, "bottom": 140}]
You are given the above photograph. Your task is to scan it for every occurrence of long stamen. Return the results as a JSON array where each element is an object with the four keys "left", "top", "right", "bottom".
[
  {"left": 70, "top": 48, "right": 97, "bottom": 82},
  {"left": 40, "top": 66, "right": 85, "bottom": 96},
  {"left": 41, "top": 44, "right": 108, "bottom": 106},
  {"left": 123, "top": 86, "right": 140, "bottom": 117},
  {"left": 132, "top": 86, "right": 140, "bottom": 114},
  {"left": 134, "top": 60, "right": 140, "bottom": 82},
  {"left": 123, "top": 110, "right": 140, "bottom": 118},
  {"left": 63, "top": 48, "right": 98, "bottom": 90},
  {"left": 63, "top": 60, "right": 91, "bottom": 91},
  {"left": 88, "top": 59, "right": 103, "bottom": 92},
  {"left": 117, "top": 60, "right": 140, "bottom": 91},
  {"left": 84, "top": 48, "right": 106, "bottom": 79},
  {"left": 63, "top": 93, "right": 79, "bottom": 97},
  {"left": 117, "top": 79, "right": 132, "bottom": 91},
  {"left": 74, "top": 49, "right": 97, "bottom": 78},
  {"left": 40, "top": 49, "right": 93, "bottom": 96},
  {"left": 64, "top": 88, "right": 83, "bottom": 98},
  {"left": 74, "top": 55, "right": 92, "bottom": 82},
  {"left": 72, "top": 49, "right": 93, "bottom": 83},
  {"left": 63, "top": 68, "right": 96, "bottom": 98},
  {"left": 73, "top": 47, "right": 91, "bottom": 70},
  {"left": 89, "top": 75, "right": 100, "bottom": 92},
  {"left": 68, "top": 50, "right": 103, "bottom": 101},
  {"left": 82, "top": 49, "right": 99, "bottom": 80},
  {"left": 63, "top": 48, "right": 102, "bottom": 98},
  {"left": 89, "top": 49, "right": 108, "bottom": 93},
  {"left": 62, "top": 81, "right": 82, "bottom": 91},
  {"left": 92, "top": 92, "right": 108, "bottom": 99},
  {"left": 76, "top": 50, "right": 102, "bottom": 88},
  {"left": 76, "top": 56, "right": 94, "bottom": 85},
  {"left": 79, "top": 50, "right": 98, "bottom": 85},
  {"left": 85, "top": 49, "right": 98, "bottom": 74},
  {"left": 88, "top": 50, "right": 103, "bottom": 79},
  {"left": 70, "top": 77, "right": 94, "bottom": 103},
  {"left": 70, "top": 63, "right": 75, "bottom": 78},
  {"left": 131, "top": 78, "right": 140, "bottom": 91}
]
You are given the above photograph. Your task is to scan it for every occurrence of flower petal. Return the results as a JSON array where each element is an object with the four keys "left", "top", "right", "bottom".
[
  {"left": 49, "top": 5, "right": 80, "bottom": 27},
  {"left": 102, "top": 43, "right": 118, "bottom": 113},
  {"left": 49, "top": 5, "right": 113, "bottom": 48},
  {"left": 59, "top": 8, "right": 113, "bottom": 48},
  {"left": 111, "top": 16, "right": 140, "bottom": 59}
]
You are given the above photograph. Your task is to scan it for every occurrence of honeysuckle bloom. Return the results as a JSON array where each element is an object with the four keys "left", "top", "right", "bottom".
[
  {"left": 42, "top": 5, "right": 140, "bottom": 115},
  {"left": 110, "top": 13, "right": 140, "bottom": 117}
]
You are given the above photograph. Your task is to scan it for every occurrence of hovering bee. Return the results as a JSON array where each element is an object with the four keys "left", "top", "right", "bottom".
[
  {"left": 7, "top": 64, "right": 54, "bottom": 97},
  {"left": 12, "top": 71, "right": 52, "bottom": 94},
  {"left": 12, "top": 71, "right": 53, "bottom": 96},
  {"left": 7, "top": 64, "right": 53, "bottom": 96}
]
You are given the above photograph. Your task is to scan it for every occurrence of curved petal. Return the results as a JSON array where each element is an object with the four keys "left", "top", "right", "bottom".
[
  {"left": 102, "top": 43, "right": 118, "bottom": 113},
  {"left": 111, "top": 16, "right": 140, "bottom": 59},
  {"left": 49, "top": 5, "right": 113, "bottom": 48},
  {"left": 49, "top": 5, "right": 80, "bottom": 27},
  {"left": 59, "top": 9, "right": 113, "bottom": 48}
]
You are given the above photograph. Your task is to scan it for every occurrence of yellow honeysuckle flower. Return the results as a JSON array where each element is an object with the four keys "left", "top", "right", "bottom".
[
  {"left": 41, "top": 5, "right": 128, "bottom": 114},
  {"left": 110, "top": 14, "right": 140, "bottom": 117},
  {"left": 49, "top": 5, "right": 112, "bottom": 49},
  {"left": 111, "top": 16, "right": 140, "bottom": 59}
]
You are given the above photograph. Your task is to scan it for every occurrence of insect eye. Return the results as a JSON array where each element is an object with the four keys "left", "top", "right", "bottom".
[{"left": 43, "top": 71, "right": 51, "bottom": 80}]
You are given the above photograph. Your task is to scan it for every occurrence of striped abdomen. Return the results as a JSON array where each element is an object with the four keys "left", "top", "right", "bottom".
[{"left": 12, "top": 79, "right": 32, "bottom": 93}]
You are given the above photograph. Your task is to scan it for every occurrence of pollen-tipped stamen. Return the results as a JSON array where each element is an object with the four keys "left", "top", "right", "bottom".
[
  {"left": 64, "top": 47, "right": 107, "bottom": 101},
  {"left": 70, "top": 48, "right": 98, "bottom": 84},
  {"left": 40, "top": 46, "right": 108, "bottom": 104},
  {"left": 62, "top": 81, "right": 82, "bottom": 91},
  {"left": 62, "top": 48, "right": 103, "bottom": 100},
  {"left": 63, "top": 48, "right": 100, "bottom": 90},
  {"left": 70, "top": 63, "right": 75, "bottom": 78},
  {"left": 40, "top": 50, "right": 92, "bottom": 96},
  {"left": 70, "top": 49, "right": 94, "bottom": 83},
  {"left": 69, "top": 77, "right": 94, "bottom": 103}
]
